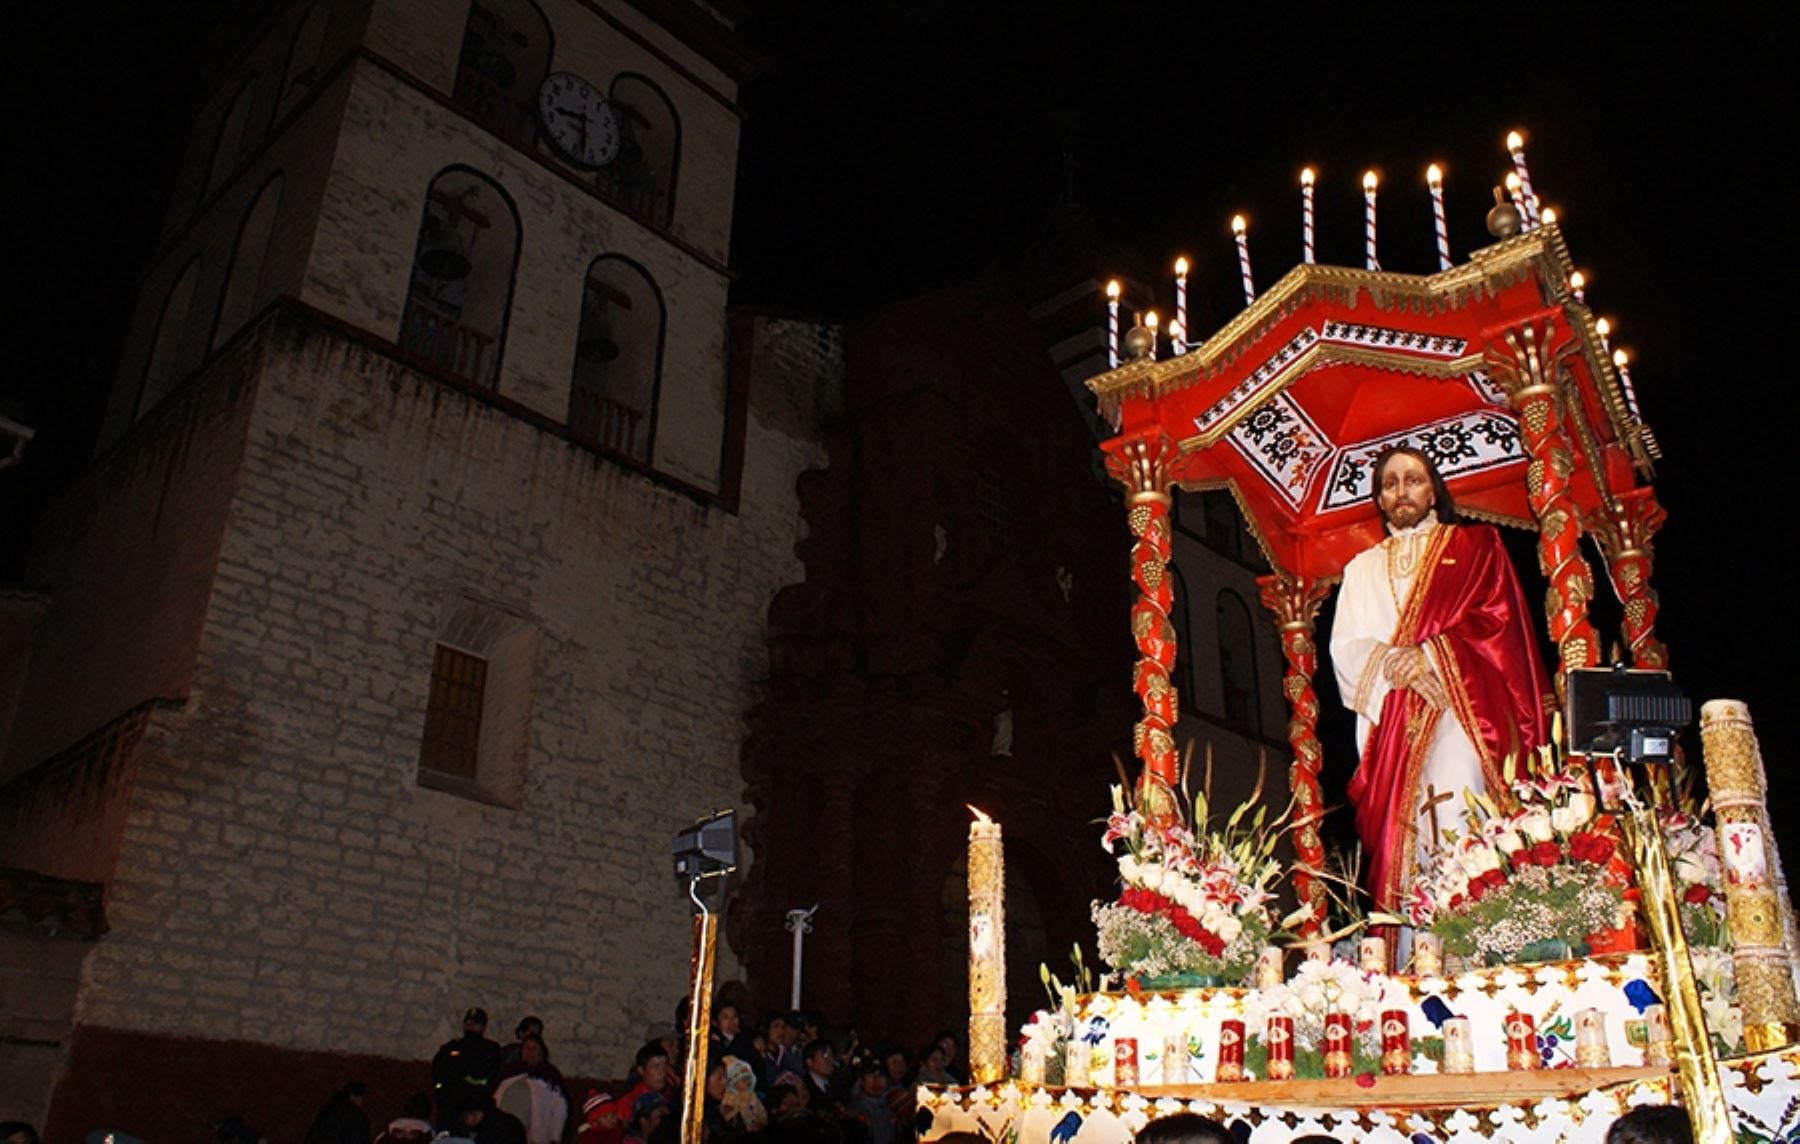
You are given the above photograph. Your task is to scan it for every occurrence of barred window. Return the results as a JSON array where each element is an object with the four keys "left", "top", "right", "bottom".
[{"left": 420, "top": 644, "right": 487, "bottom": 780}]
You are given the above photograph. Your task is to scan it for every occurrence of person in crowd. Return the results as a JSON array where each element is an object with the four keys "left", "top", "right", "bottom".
[
  {"left": 802, "top": 1039, "right": 843, "bottom": 1115},
  {"left": 763, "top": 1011, "right": 805, "bottom": 1083},
  {"left": 1607, "top": 1106, "right": 1695, "bottom": 1144},
  {"left": 720, "top": 1054, "right": 769, "bottom": 1136},
  {"left": 931, "top": 1032, "right": 963, "bottom": 1083},
  {"left": 1134, "top": 1113, "right": 1235, "bottom": 1144},
  {"left": 434, "top": 1007, "right": 504, "bottom": 1126},
  {"left": 374, "top": 1094, "right": 435, "bottom": 1144},
  {"left": 460, "top": 1091, "right": 527, "bottom": 1144},
  {"left": 620, "top": 1039, "right": 677, "bottom": 1110},
  {"left": 501, "top": 1016, "right": 546, "bottom": 1073},
  {"left": 624, "top": 1092, "right": 670, "bottom": 1144},
  {"left": 845, "top": 1059, "right": 897, "bottom": 1144},
  {"left": 914, "top": 1043, "right": 955, "bottom": 1087},
  {"left": 711, "top": 1000, "right": 765, "bottom": 1086},
  {"left": 493, "top": 1033, "right": 569, "bottom": 1144},
  {"left": 576, "top": 1089, "right": 622, "bottom": 1143},
  {"left": 303, "top": 1081, "right": 371, "bottom": 1144},
  {"left": 0, "top": 1124, "right": 38, "bottom": 1144},
  {"left": 876, "top": 1045, "right": 915, "bottom": 1144}
]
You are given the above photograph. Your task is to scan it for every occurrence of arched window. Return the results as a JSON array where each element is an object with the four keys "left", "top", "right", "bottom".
[
  {"left": 568, "top": 255, "right": 663, "bottom": 461},
  {"left": 276, "top": 4, "right": 330, "bottom": 121},
  {"left": 202, "top": 77, "right": 259, "bottom": 203},
  {"left": 452, "top": 0, "right": 553, "bottom": 148},
  {"left": 600, "top": 74, "right": 680, "bottom": 228},
  {"left": 399, "top": 168, "right": 521, "bottom": 389},
  {"left": 212, "top": 173, "right": 285, "bottom": 349},
  {"left": 1217, "top": 589, "right": 1261, "bottom": 733},
  {"left": 139, "top": 258, "right": 203, "bottom": 416}
]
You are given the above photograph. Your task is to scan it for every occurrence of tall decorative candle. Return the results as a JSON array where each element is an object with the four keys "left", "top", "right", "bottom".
[
  {"left": 1255, "top": 946, "right": 1284, "bottom": 990},
  {"left": 1443, "top": 1017, "right": 1474, "bottom": 1074},
  {"left": 1612, "top": 349, "right": 1646, "bottom": 424},
  {"left": 1215, "top": 1020, "right": 1246, "bottom": 1082},
  {"left": 1380, "top": 1010, "right": 1412, "bottom": 1076},
  {"left": 1427, "top": 164, "right": 1452, "bottom": 271},
  {"left": 1506, "top": 130, "right": 1540, "bottom": 226},
  {"left": 1505, "top": 1011, "right": 1539, "bottom": 1071},
  {"left": 1300, "top": 167, "right": 1316, "bottom": 264},
  {"left": 1264, "top": 1016, "right": 1294, "bottom": 1080},
  {"left": 1231, "top": 216, "right": 1255, "bottom": 306},
  {"left": 1574, "top": 1008, "right": 1611, "bottom": 1067},
  {"left": 1143, "top": 311, "right": 1160, "bottom": 362},
  {"left": 1505, "top": 172, "right": 1528, "bottom": 223},
  {"left": 1411, "top": 932, "right": 1442, "bottom": 977},
  {"left": 1105, "top": 280, "right": 1121, "bottom": 369},
  {"left": 1358, "top": 935, "right": 1387, "bottom": 974},
  {"left": 1362, "top": 171, "right": 1380, "bottom": 270},
  {"left": 967, "top": 807, "right": 1006, "bottom": 1083},
  {"left": 1322, "top": 1011, "right": 1353, "bottom": 1078},
  {"left": 1174, "top": 257, "right": 1189, "bottom": 340},
  {"left": 1163, "top": 1030, "right": 1189, "bottom": 1085},
  {"left": 1569, "top": 270, "right": 1587, "bottom": 304}
]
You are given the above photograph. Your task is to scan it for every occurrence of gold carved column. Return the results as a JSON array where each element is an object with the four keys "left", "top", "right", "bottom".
[
  {"left": 1585, "top": 487, "right": 1670, "bottom": 670},
  {"left": 1106, "top": 435, "right": 1182, "bottom": 824},
  {"left": 1699, "top": 700, "right": 1800, "bottom": 1051},
  {"left": 1258, "top": 570, "right": 1331, "bottom": 935},
  {"left": 1486, "top": 317, "right": 1602, "bottom": 694}
]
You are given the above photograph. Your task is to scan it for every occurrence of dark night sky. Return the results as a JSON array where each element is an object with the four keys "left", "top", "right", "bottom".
[{"left": 8, "top": 4, "right": 1795, "bottom": 820}]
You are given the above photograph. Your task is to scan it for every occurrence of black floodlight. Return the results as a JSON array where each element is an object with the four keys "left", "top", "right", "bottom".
[
  {"left": 673, "top": 809, "right": 737, "bottom": 881},
  {"left": 1564, "top": 666, "right": 1692, "bottom": 766}
]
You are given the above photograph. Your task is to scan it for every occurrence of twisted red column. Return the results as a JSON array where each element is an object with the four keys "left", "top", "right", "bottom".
[
  {"left": 1258, "top": 571, "right": 1330, "bottom": 935},
  {"left": 1108, "top": 436, "right": 1180, "bottom": 824},
  {"left": 1487, "top": 318, "right": 1602, "bottom": 695},
  {"left": 1585, "top": 487, "right": 1670, "bottom": 670}
]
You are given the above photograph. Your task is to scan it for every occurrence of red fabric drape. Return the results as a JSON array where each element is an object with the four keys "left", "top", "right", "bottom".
[{"left": 1347, "top": 524, "right": 1550, "bottom": 910}]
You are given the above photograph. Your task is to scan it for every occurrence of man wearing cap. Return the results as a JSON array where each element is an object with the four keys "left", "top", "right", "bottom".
[{"left": 433, "top": 1007, "right": 504, "bottom": 1127}]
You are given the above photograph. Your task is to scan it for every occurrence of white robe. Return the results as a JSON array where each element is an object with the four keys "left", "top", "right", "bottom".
[{"left": 1329, "top": 518, "right": 1485, "bottom": 878}]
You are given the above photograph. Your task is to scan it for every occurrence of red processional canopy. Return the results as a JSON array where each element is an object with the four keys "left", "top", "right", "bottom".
[{"left": 1089, "top": 226, "right": 1657, "bottom": 584}]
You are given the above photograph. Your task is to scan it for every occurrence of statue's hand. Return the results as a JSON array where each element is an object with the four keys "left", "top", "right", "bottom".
[
  {"left": 1383, "top": 645, "right": 1424, "bottom": 688},
  {"left": 1412, "top": 666, "right": 1450, "bottom": 710}
]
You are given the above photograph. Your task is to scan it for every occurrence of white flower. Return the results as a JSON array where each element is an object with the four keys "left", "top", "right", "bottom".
[
  {"left": 1494, "top": 827, "right": 1525, "bottom": 854},
  {"left": 1518, "top": 808, "right": 1554, "bottom": 843},
  {"left": 1215, "top": 915, "right": 1243, "bottom": 944}
]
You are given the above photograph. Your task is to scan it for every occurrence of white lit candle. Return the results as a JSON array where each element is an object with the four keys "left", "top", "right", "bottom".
[
  {"left": 1569, "top": 270, "right": 1587, "bottom": 303},
  {"left": 1363, "top": 171, "right": 1380, "bottom": 270},
  {"left": 1540, "top": 206, "right": 1558, "bottom": 226},
  {"left": 1506, "top": 129, "right": 1540, "bottom": 226},
  {"left": 967, "top": 807, "right": 1006, "bottom": 1084},
  {"left": 1173, "top": 257, "right": 1188, "bottom": 347},
  {"left": 1301, "top": 167, "right": 1316, "bottom": 264},
  {"left": 1595, "top": 316, "right": 1614, "bottom": 354},
  {"left": 1613, "top": 348, "right": 1645, "bottom": 423},
  {"left": 1106, "top": 279, "right": 1121, "bottom": 369},
  {"left": 1144, "top": 310, "right": 1160, "bottom": 361},
  {"left": 1427, "top": 164, "right": 1451, "bottom": 271},
  {"left": 1505, "top": 172, "right": 1529, "bottom": 226},
  {"left": 1231, "top": 215, "right": 1255, "bottom": 305}
]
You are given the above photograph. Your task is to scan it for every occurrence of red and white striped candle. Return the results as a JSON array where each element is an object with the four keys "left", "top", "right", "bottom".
[
  {"left": 1174, "top": 257, "right": 1189, "bottom": 339},
  {"left": 1569, "top": 270, "right": 1587, "bottom": 303},
  {"left": 1362, "top": 171, "right": 1380, "bottom": 270},
  {"left": 1231, "top": 216, "right": 1255, "bottom": 305},
  {"left": 1505, "top": 172, "right": 1529, "bottom": 226},
  {"left": 1506, "top": 130, "right": 1540, "bottom": 226},
  {"left": 1427, "top": 164, "right": 1452, "bottom": 270},
  {"left": 1105, "top": 279, "right": 1121, "bottom": 369},
  {"left": 1300, "top": 167, "right": 1316, "bottom": 264}
]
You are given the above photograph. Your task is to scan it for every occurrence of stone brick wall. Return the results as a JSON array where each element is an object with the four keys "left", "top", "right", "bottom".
[
  {"left": 72, "top": 308, "right": 836, "bottom": 1080},
  {"left": 0, "top": 931, "right": 90, "bottom": 1128}
]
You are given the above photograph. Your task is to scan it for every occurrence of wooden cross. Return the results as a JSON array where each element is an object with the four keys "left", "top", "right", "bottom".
[{"left": 1418, "top": 783, "right": 1455, "bottom": 850}]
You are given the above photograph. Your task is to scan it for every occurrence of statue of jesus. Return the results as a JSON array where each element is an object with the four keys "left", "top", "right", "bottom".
[{"left": 1328, "top": 447, "right": 1551, "bottom": 911}]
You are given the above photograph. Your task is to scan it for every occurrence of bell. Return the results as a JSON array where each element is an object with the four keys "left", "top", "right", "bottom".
[
  {"left": 418, "top": 221, "right": 471, "bottom": 281},
  {"left": 1486, "top": 186, "right": 1522, "bottom": 240}
]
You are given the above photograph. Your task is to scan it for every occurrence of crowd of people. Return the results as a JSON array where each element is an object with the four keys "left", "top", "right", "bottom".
[{"left": 328, "top": 998, "right": 966, "bottom": 1144}]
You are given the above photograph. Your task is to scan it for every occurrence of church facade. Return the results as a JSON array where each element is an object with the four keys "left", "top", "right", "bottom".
[{"left": 0, "top": 0, "right": 838, "bottom": 1133}]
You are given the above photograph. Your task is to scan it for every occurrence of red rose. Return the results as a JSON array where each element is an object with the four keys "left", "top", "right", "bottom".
[
  {"left": 1530, "top": 840, "right": 1562, "bottom": 867},
  {"left": 1509, "top": 849, "right": 1530, "bottom": 869},
  {"left": 1682, "top": 884, "right": 1712, "bottom": 905}
]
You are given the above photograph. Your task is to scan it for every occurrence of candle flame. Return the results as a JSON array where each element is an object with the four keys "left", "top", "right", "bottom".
[
  {"left": 1612, "top": 348, "right": 1630, "bottom": 367},
  {"left": 1362, "top": 170, "right": 1378, "bottom": 191},
  {"left": 968, "top": 805, "right": 993, "bottom": 826},
  {"left": 1570, "top": 271, "right": 1586, "bottom": 291},
  {"left": 1427, "top": 163, "right": 1443, "bottom": 185},
  {"left": 1231, "top": 214, "right": 1247, "bottom": 235},
  {"left": 1596, "top": 317, "right": 1612, "bottom": 337},
  {"left": 1144, "top": 310, "right": 1159, "bottom": 330},
  {"left": 1168, "top": 319, "right": 1184, "bottom": 342},
  {"left": 1505, "top": 171, "right": 1522, "bottom": 193},
  {"left": 1300, "top": 166, "right": 1315, "bottom": 187},
  {"left": 1507, "top": 130, "right": 1525, "bottom": 151},
  {"left": 1105, "top": 279, "right": 1121, "bottom": 300},
  {"left": 1540, "top": 206, "right": 1558, "bottom": 224},
  {"left": 1175, "top": 256, "right": 1189, "bottom": 276}
]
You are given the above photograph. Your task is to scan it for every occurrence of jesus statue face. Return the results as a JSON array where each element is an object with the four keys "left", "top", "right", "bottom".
[{"left": 1376, "top": 452, "right": 1436, "bottom": 529}]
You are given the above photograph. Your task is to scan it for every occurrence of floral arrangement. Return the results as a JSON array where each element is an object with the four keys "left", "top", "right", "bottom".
[
  {"left": 1241, "top": 958, "right": 1407, "bottom": 1053},
  {"left": 1090, "top": 780, "right": 1283, "bottom": 985},
  {"left": 1406, "top": 769, "right": 1627, "bottom": 965},
  {"left": 1663, "top": 812, "right": 1728, "bottom": 948}
]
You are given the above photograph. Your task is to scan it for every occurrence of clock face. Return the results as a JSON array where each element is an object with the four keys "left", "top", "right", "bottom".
[{"left": 536, "top": 72, "right": 620, "bottom": 170}]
